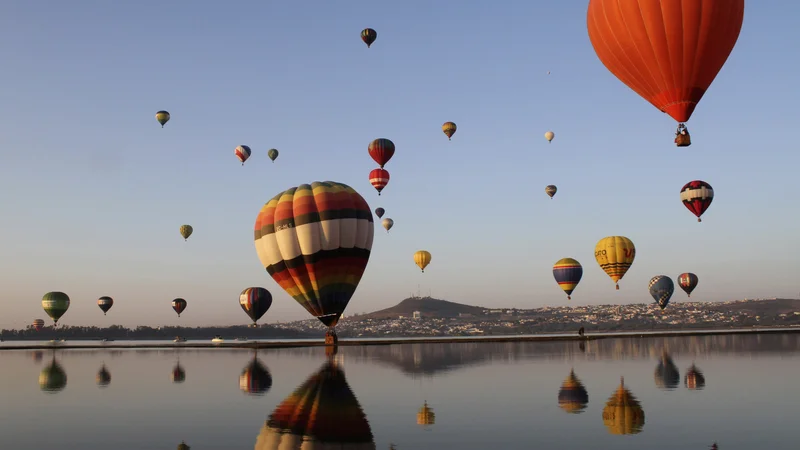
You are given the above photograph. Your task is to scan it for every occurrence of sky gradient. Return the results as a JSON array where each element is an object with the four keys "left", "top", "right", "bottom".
[{"left": 1, "top": 1, "right": 798, "bottom": 328}]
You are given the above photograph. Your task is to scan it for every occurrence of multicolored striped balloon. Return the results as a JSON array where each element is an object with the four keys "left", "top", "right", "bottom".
[
  {"left": 239, "top": 287, "right": 273, "bottom": 325},
  {"left": 97, "top": 296, "right": 113, "bottom": 315},
  {"left": 253, "top": 181, "right": 374, "bottom": 329},
  {"left": 235, "top": 145, "right": 252, "bottom": 165},
  {"left": 553, "top": 258, "right": 583, "bottom": 300}
]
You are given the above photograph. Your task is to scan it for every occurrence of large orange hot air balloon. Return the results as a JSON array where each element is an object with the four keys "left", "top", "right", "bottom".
[{"left": 587, "top": 0, "right": 745, "bottom": 143}]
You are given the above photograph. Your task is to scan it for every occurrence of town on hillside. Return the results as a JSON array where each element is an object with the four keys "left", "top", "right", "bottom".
[{"left": 279, "top": 297, "right": 800, "bottom": 338}]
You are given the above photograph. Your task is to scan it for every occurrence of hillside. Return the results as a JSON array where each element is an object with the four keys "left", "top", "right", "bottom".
[{"left": 364, "top": 297, "right": 487, "bottom": 319}]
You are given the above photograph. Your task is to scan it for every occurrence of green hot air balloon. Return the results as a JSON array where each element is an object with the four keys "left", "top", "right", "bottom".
[
  {"left": 155, "top": 110, "right": 170, "bottom": 128},
  {"left": 267, "top": 148, "right": 279, "bottom": 163},
  {"left": 180, "top": 225, "right": 193, "bottom": 241},
  {"left": 42, "top": 291, "right": 70, "bottom": 325}
]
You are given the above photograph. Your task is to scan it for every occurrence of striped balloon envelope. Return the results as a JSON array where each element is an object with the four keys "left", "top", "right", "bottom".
[
  {"left": 368, "top": 168, "right": 390, "bottom": 196},
  {"left": 239, "top": 287, "right": 272, "bottom": 325},
  {"left": 253, "top": 181, "right": 374, "bottom": 332},
  {"left": 553, "top": 258, "right": 583, "bottom": 300},
  {"left": 235, "top": 145, "right": 252, "bottom": 165},
  {"left": 680, "top": 180, "right": 714, "bottom": 222}
]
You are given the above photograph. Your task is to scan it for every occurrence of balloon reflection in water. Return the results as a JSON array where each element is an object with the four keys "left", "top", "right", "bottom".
[
  {"left": 654, "top": 351, "right": 680, "bottom": 390},
  {"left": 172, "top": 362, "right": 186, "bottom": 383},
  {"left": 417, "top": 401, "right": 435, "bottom": 428},
  {"left": 602, "top": 377, "right": 645, "bottom": 436},
  {"left": 96, "top": 364, "right": 111, "bottom": 387},
  {"left": 557, "top": 369, "right": 589, "bottom": 414},
  {"left": 32, "top": 351, "right": 44, "bottom": 363},
  {"left": 239, "top": 353, "right": 273, "bottom": 396},
  {"left": 254, "top": 360, "right": 375, "bottom": 449},
  {"left": 39, "top": 358, "right": 67, "bottom": 393},
  {"left": 685, "top": 364, "right": 707, "bottom": 390}
]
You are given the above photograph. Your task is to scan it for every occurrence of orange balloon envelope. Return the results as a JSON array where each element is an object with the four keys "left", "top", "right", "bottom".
[{"left": 587, "top": 0, "right": 745, "bottom": 123}]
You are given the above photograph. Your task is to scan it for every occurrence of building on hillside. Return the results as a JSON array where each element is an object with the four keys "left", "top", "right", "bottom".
[{"left": 413, "top": 311, "right": 422, "bottom": 320}]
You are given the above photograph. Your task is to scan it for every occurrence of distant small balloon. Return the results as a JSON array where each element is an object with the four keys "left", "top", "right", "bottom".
[
  {"left": 375, "top": 207, "right": 385, "bottom": 218},
  {"left": 545, "top": 131, "right": 555, "bottom": 143},
  {"left": 235, "top": 145, "right": 252, "bottom": 165},
  {"left": 382, "top": 218, "right": 394, "bottom": 233},
  {"left": 155, "top": 110, "right": 170, "bottom": 128},
  {"left": 361, "top": 28, "right": 377, "bottom": 48},
  {"left": 179, "top": 225, "right": 193, "bottom": 241},
  {"left": 545, "top": 185, "right": 557, "bottom": 199},
  {"left": 442, "top": 122, "right": 457, "bottom": 140},
  {"left": 267, "top": 148, "right": 279, "bottom": 163}
]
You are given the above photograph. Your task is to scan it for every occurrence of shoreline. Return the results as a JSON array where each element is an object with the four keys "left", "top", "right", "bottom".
[{"left": 2, "top": 326, "right": 799, "bottom": 351}]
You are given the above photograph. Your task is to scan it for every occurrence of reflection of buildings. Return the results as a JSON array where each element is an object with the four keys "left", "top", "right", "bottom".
[
  {"left": 239, "top": 354, "right": 272, "bottom": 396},
  {"left": 684, "top": 364, "right": 706, "bottom": 390},
  {"left": 171, "top": 362, "right": 186, "bottom": 383},
  {"left": 96, "top": 364, "right": 111, "bottom": 387},
  {"left": 39, "top": 357, "right": 67, "bottom": 393},
  {"left": 602, "top": 377, "right": 645, "bottom": 435},
  {"left": 558, "top": 369, "right": 589, "bottom": 414},
  {"left": 322, "top": 333, "right": 798, "bottom": 377},
  {"left": 254, "top": 360, "right": 376, "bottom": 449},
  {"left": 654, "top": 351, "right": 680, "bottom": 390},
  {"left": 416, "top": 401, "right": 435, "bottom": 427}
]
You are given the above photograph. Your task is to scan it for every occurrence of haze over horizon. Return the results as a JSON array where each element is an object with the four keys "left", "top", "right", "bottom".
[{"left": 1, "top": 1, "right": 798, "bottom": 328}]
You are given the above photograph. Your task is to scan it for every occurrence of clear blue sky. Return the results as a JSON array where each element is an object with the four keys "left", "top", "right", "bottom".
[{"left": 1, "top": 1, "right": 798, "bottom": 328}]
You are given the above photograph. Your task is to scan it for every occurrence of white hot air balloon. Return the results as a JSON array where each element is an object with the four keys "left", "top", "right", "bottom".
[{"left": 545, "top": 131, "right": 555, "bottom": 143}]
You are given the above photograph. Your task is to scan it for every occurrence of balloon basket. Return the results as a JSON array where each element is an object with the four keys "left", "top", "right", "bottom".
[
  {"left": 674, "top": 124, "right": 691, "bottom": 147},
  {"left": 324, "top": 331, "right": 338, "bottom": 346}
]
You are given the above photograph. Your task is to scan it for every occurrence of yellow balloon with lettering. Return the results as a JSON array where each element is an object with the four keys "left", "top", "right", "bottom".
[
  {"left": 414, "top": 250, "right": 432, "bottom": 273},
  {"left": 594, "top": 236, "right": 635, "bottom": 290}
]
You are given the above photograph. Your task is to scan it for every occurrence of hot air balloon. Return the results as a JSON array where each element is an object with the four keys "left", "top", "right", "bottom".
[
  {"left": 587, "top": 0, "right": 745, "bottom": 145},
  {"left": 368, "top": 138, "right": 395, "bottom": 169},
  {"left": 648, "top": 275, "right": 674, "bottom": 310},
  {"left": 361, "top": 28, "right": 377, "bottom": 48},
  {"left": 235, "top": 145, "right": 252, "bottom": 165},
  {"left": 179, "top": 224, "right": 193, "bottom": 241},
  {"left": 97, "top": 296, "right": 113, "bottom": 315},
  {"left": 553, "top": 258, "right": 583, "bottom": 300},
  {"left": 239, "top": 287, "right": 273, "bottom": 326},
  {"left": 678, "top": 273, "right": 699, "bottom": 297},
  {"left": 172, "top": 298, "right": 187, "bottom": 317},
  {"left": 254, "top": 360, "right": 375, "bottom": 450},
  {"left": 417, "top": 401, "right": 435, "bottom": 427},
  {"left": 414, "top": 250, "right": 431, "bottom": 273},
  {"left": 155, "top": 110, "right": 170, "bottom": 128},
  {"left": 442, "top": 122, "right": 456, "bottom": 140},
  {"left": 42, "top": 292, "right": 70, "bottom": 326},
  {"left": 381, "top": 218, "right": 394, "bottom": 233},
  {"left": 558, "top": 369, "right": 589, "bottom": 414},
  {"left": 374, "top": 207, "right": 385, "bottom": 219},
  {"left": 654, "top": 351, "right": 680, "bottom": 390},
  {"left": 32, "top": 319, "right": 45, "bottom": 331},
  {"left": 253, "top": 181, "right": 374, "bottom": 341},
  {"left": 545, "top": 131, "right": 555, "bottom": 143},
  {"left": 96, "top": 364, "right": 111, "bottom": 387},
  {"left": 545, "top": 185, "right": 557, "bottom": 199},
  {"left": 267, "top": 148, "right": 279, "bottom": 163},
  {"left": 680, "top": 180, "right": 714, "bottom": 222},
  {"left": 602, "top": 377, "right": 645, "bottom": 435},
  {"left": 172, "top": 362, "right": 186, "bottom": 383},
  {"left": 39, "top": 358, "right": 67, "bottom": 393},
  {"left": 684, "top": 364, "right": 707, "bottom": 390},
  {"left": 369, "top": 168, "right": 390, "bottom": 196},
  {"left": 177, "top": 442, "right": 190, "bottom": 450},
  {"left": 595, "top": 236, "right": 635, "bottom": 290},
  {"left": 240, "top": 354, "right": 273, "bottom": 396}
]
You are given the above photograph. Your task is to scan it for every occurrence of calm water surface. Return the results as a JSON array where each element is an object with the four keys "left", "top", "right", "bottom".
[{"left": 1, "top": 333, "right": 798, "bottom": 449}]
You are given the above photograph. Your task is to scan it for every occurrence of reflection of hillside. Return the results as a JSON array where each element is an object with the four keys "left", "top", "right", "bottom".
[{"left": 314, "top": 333, "right": 800, "bottom": 376}]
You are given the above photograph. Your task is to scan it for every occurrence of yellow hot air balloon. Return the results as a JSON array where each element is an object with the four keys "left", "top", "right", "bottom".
[
  {"left": 595, "top": 236, "right": 635, "bottom": 290},
  {"left": 155, "top": 110, "right": 170, "bottom": 128},
  {"left": 442, "top": 122, "right": 457, "bottom": 140},
  {"left": 602, "top": 377, "right": 645, "bottom": 435},
  {"left": 414, "top": 250, "right": 431, "bottom": 273},
  {"left": 545, "top": 131, "right": 555, "bottom": 143}
]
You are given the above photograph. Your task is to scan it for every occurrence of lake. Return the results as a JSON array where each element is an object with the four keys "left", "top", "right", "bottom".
[{"left": 1, "top": 333, "right": 797, "bottom": 449}]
